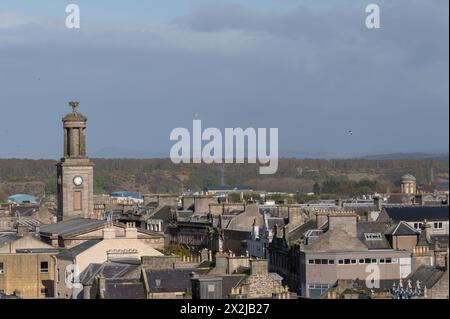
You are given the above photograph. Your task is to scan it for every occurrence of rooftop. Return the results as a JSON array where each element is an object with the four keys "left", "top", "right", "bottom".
[
  {"left": 384, "top": 206, "right": 449, "bottom": 222},
  {"left": 40, "top": 218, "right": 106, "bottom": 238},
  {"left": 56, "top": 239, "right": 101, "bottom": 260}
]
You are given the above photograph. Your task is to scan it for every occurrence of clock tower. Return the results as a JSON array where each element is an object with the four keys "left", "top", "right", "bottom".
[{"left": 57, "top": 101, "right": 94, "bottom": 221}]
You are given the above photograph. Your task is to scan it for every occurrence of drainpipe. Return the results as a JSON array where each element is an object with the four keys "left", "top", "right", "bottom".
[{"left": 50, "top": 254, "right": 58, "bottom": 298}]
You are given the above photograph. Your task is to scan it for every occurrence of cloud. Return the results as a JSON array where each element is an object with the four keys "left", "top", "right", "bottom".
[{"left": 0, "top": 1, "right": 448, "bottom": 158}]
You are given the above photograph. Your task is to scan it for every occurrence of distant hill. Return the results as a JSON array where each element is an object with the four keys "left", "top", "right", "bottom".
[
  {"left": 363, "top": 152, "right": 449, "bottom": 163},
  {"left": 0, "top": 157, "right": 448, "bottom": 197}
]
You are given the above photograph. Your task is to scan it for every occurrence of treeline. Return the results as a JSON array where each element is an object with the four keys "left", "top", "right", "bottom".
[{"left": 0, "top": 158, "right": 447, "bottom": 197}]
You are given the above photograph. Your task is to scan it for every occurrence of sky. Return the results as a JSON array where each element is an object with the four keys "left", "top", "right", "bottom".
[{"left": 0, "top": 0, "right": 448, "bottom": 159}]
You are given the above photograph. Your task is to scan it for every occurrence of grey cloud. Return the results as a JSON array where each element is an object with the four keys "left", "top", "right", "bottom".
[{"left": 0, "top": 1, "right": 448, "bottom": 158}]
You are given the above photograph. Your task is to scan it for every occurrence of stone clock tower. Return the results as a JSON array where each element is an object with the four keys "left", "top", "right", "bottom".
[{"left": 57, "top": 101, "right": 94, "bottom": 221}]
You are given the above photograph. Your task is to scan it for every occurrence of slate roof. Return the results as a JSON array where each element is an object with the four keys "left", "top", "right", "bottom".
[
  {"left": 357, "top": 221, "right": 393, "bottom": 250},
  {"left": 147, "top": 206, "right": 173, "bottom": 223},
  {"left": 10, "top": 205, "right": 40, "bottom": 217},
  {"left": 0, "top": 232, "right": 20, "bottom": 247},
  {"left": 40, "top": 218, "right": 106, "bottom": 238},
  {"left": 222, "top": 275, "right": 245, "bottom": 297},
  {"left": 144, "top": 268, "right": 209, "bottom": 293},
  {"left": 104, "top": 279, "right": 146, "bottom": 299},
  {"left": 384, "top": 206, "right": 449, "bottom": 222},
  {"left": 386, "top": 221, "right": 419, "bottom": 236},
  {"left": 266, "top": 217, "right": 286, "bottom": 230},
  {"left": 304, "top": 229, "right": 368, "bottom": 252},
  {"left": 79, "top": 261, "right": 139, "bottom": 285},
  {"left": 406, "top": 265, "right": 446, "bottom": 289},
  {"left": 287, "top": 220, "right": 316, "bottom": 242},
  {"left": 56, "top": 239, "right": 101, "bottom": 260}
]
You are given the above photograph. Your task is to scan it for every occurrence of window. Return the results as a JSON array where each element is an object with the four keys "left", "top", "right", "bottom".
[
  {"left": 386, "top": 258, "right": 392, "bottom": 264},
  {"left": 379, "top": 258, "right": 385, "bottom": 264},
  {"left": 338, "top": 260, "right": 344, "bottom": 265},
  {"left": 344, "top": 259, "right": 351, "bottom": 265},
  {"left": 392, "top": 258, "right": 399, "bottom": 264},
  {"left": 74, "top": 191, "right": 82, "bottom": 211},
  {"left": 40, "top": 261, "right": 49, "bottom": 273},
  {"left": 0, "top": 262, "right": 4, "bottom": 274},
  {"left": 350, "top": 259, "right": 357, "bottom": 265},
  {"left": 359, "top": 259, "right": 365, "bottom": 264},
  {"left": 310, "top": 259, "right": 334, "bottom": 265},
  {"left": 365, "top": 258, "right": 371, "bottom": 264},
  {"left": 434, "top": 222, "right": 443, "bottom": 229},
  {"left": 414, "top": 223, "right": 422, "bottom": 230},
  {"left": 364, "top": 233, "right": 383, "bottom": 241},
  {"left": 371, "top": 259, "right": 377, "bottom": 264}
]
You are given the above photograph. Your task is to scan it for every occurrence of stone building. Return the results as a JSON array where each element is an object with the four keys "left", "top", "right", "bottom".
[
  {"left": 39, "top": 217, "right": 164, "bottom": 249},
  {"left": 0, "top": 227, "right": 59, "bottom": 298},
  {"left": 55, "top": 222, "right": 164, "bottom": 299},
  {"left": 380, "top": 206, "right": 449, "bottom": 235},
  {"left": 57, "top": 102, "right": 95, "bottom": 221},
  {"left": 269, "top": 210, "right": 416, "bottom": 298},
  {"left": 228, "top": 259, "right": 293, "bottom": 299}
]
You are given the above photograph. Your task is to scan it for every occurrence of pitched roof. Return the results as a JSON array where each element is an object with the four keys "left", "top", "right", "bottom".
[
  {"left": 384, "top": 206, "right": 449, "bottom": 222},
  {"left": 79, "top": 261, "right": 139, "bottom": 285},
  {"left": 144, "top": 268, "right": 209, "bottom": 293},
  {"left": 221, "top": 275, "right": 245, "bottom": 297},
  {"left": 287, "top": 220, "right": 316, "bottom": 242},
  {"left": 10, "top": 205, "right": 40, "bottom": 216},
  {"left": 0, "top": 232, "right": 20, "bottom": 247},
  {"left": 304, "top": 229, "right": 368, "bottom": 252},
  {"left": 406, "top": 265, "right": 446, "bottom": 289},
  {"left": 357, "top": 221, "right": 393, "bottom": 250},
  {"left": 104, "top": 279, "right": 146, "bottom": 299},
  {"left": 147, "top": 206, "right": 173, "bottom": 222},
  {"left": 386, "top": 221, "right": 419, "bottom": 236},
  {"left": 56, "top": 239, "right": 101, "bottom": 260},
  {"left": 40, "top": 218, "right": 106, "bottom": 238}
]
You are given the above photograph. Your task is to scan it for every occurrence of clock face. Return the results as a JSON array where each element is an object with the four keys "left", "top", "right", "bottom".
[{"left": 73, "top": 176, "right": 83, "bottom": 186}]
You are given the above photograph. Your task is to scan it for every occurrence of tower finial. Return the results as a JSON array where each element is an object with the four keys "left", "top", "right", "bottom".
[{"left": 69, "top": 101, "right": 79, "bottom": 113}]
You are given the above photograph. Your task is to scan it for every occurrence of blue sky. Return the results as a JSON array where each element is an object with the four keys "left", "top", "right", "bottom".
[{"left": 0, "top": 0, "right": 448, "bottom": 159}]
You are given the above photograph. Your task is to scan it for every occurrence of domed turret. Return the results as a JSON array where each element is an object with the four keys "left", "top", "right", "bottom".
[
  {"left": 401, "top": 173, "right": 417, "bottom": 195},
  {"left": 401, "top": 174, "right": 417, "bottom": 182}
]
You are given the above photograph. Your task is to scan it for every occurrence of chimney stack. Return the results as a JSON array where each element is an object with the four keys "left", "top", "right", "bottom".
[
  {"left": 102, "top": 226, "right": 116, "bottom": 239},
  {"left": 125, "top": 222, "right": 138, "bottom": 239},
  {"left": 250, "top": 259, "right": 268, "bottom": 276},
  {"left": 16, "top": 225, "right": 29, "bottom": 237}
]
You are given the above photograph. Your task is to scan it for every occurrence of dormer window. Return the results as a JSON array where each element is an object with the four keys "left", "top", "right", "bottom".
[{"left": 364, "top": 233, "right": 383, "bottom": 240}]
